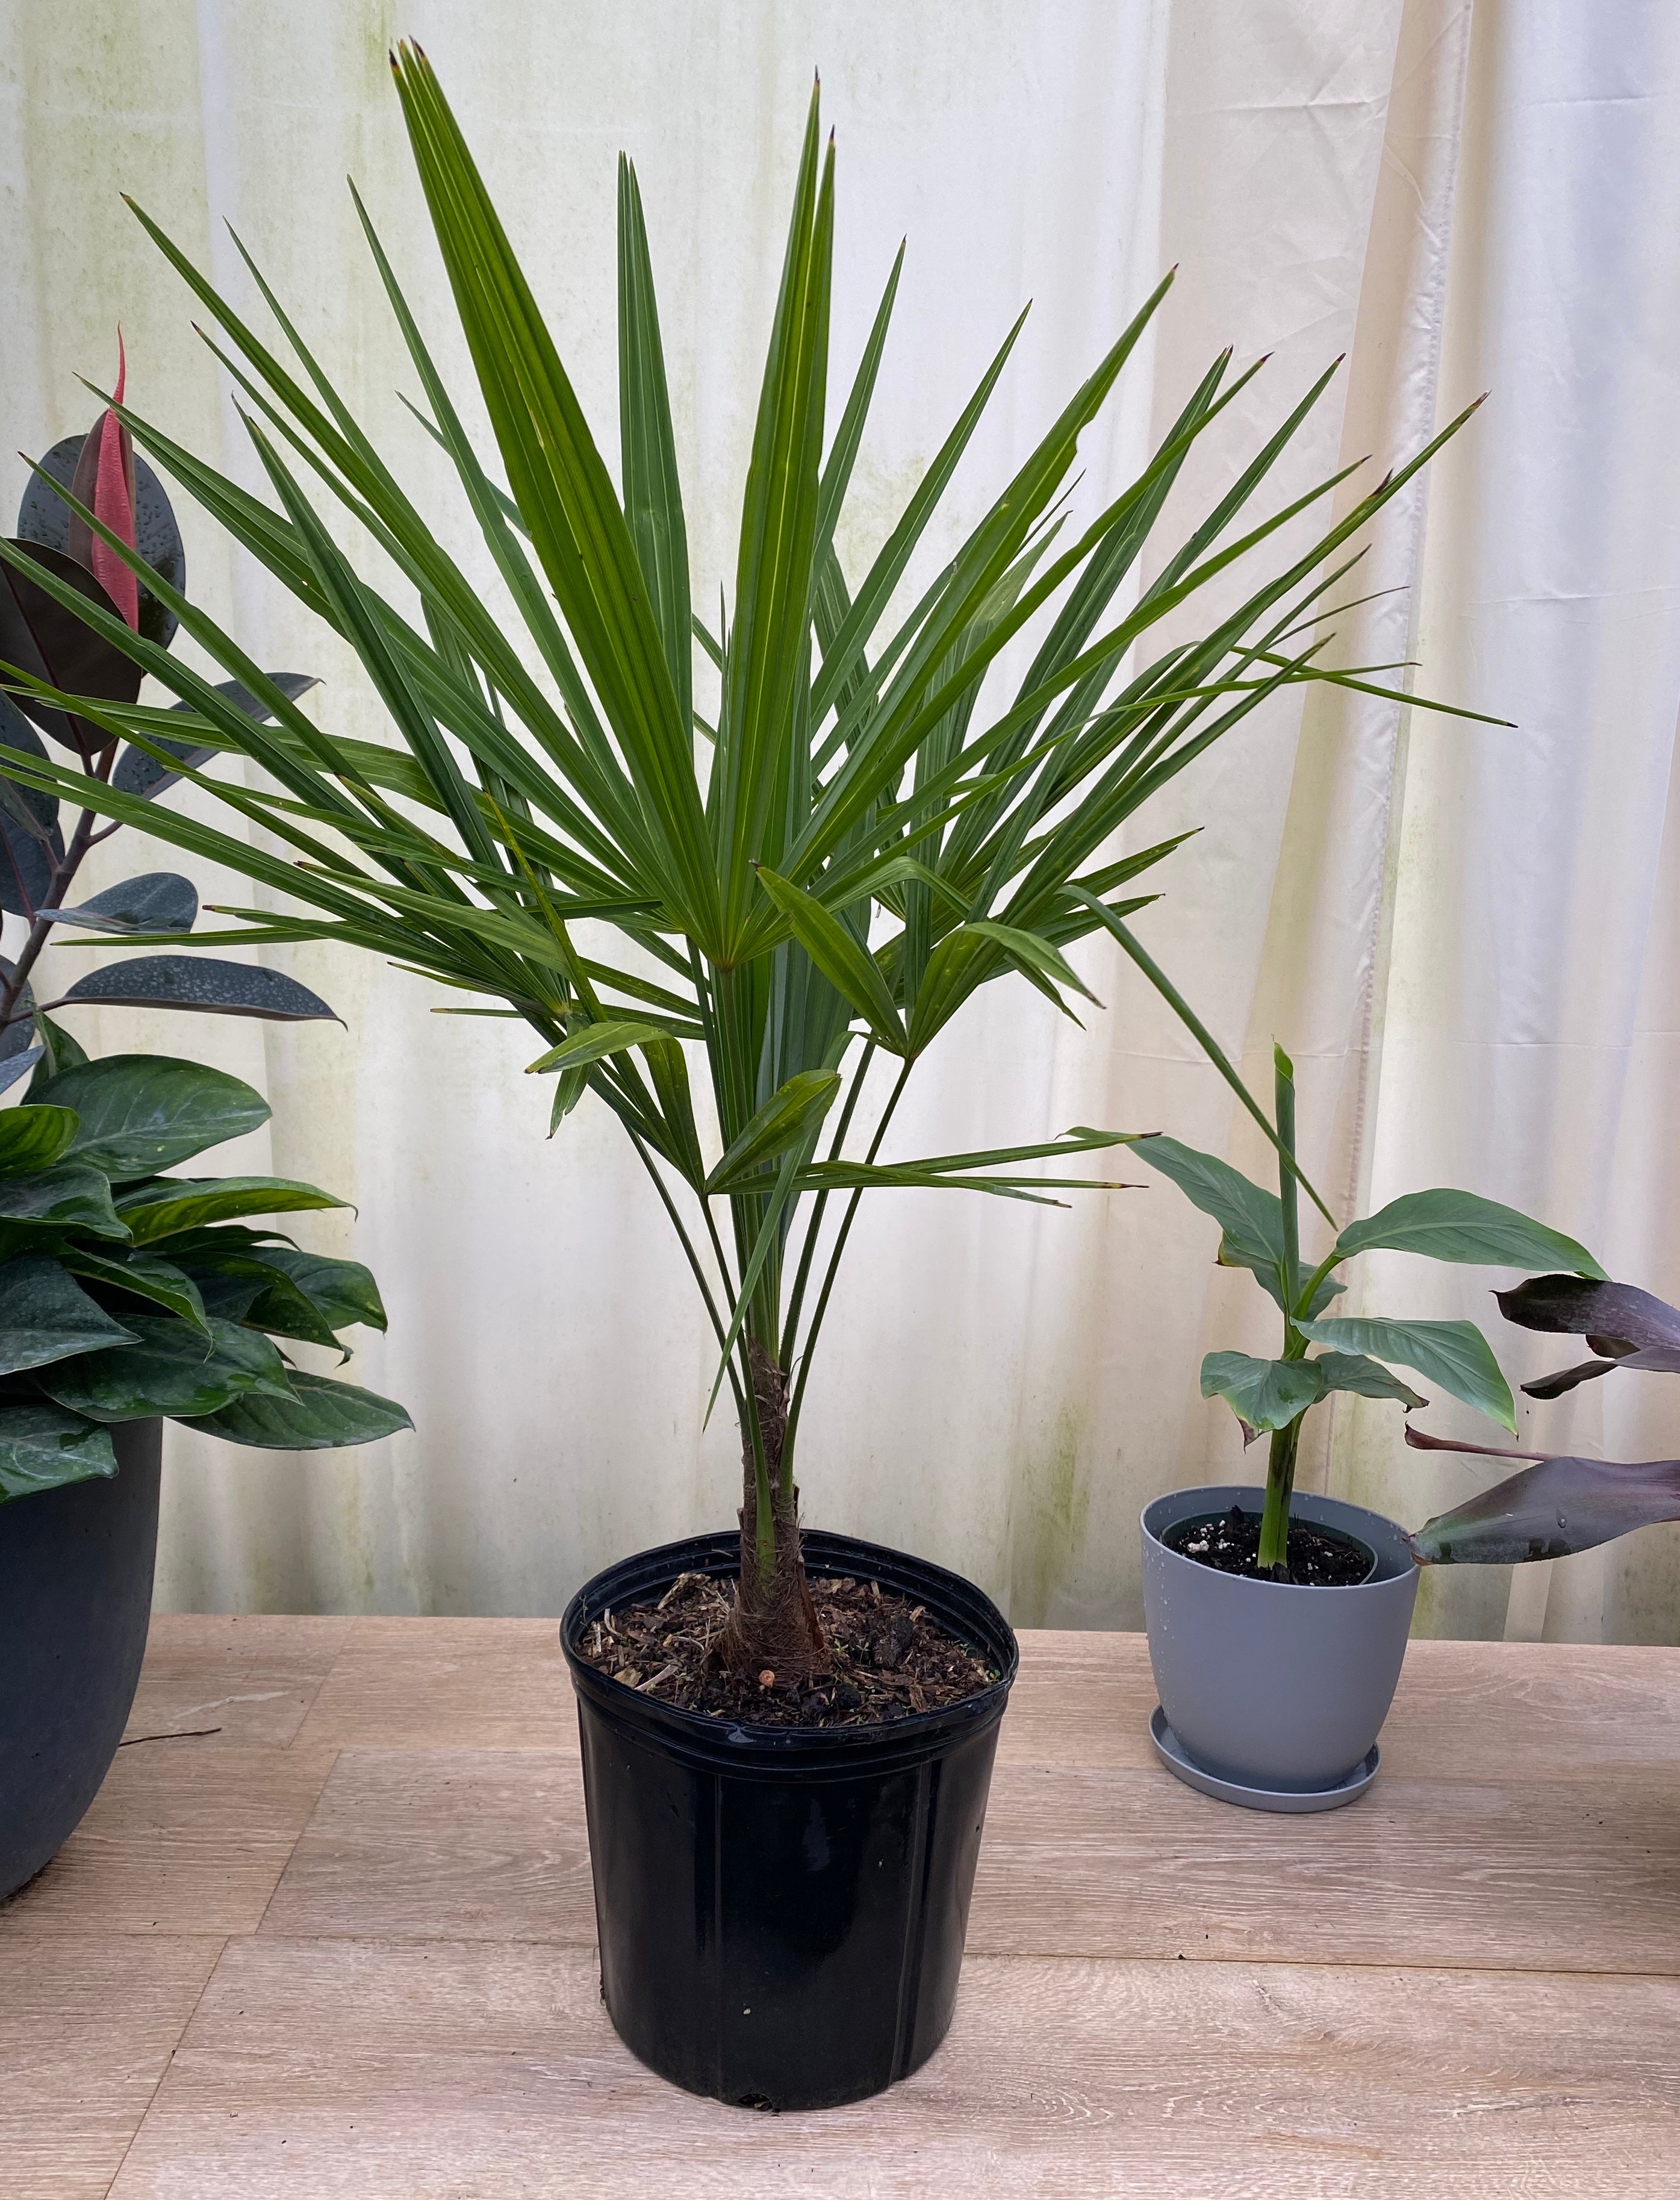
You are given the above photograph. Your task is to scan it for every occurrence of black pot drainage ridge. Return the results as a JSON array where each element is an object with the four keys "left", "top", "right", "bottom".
[{"left": 561, "top": 1528, "right": 1018, "bottom": 2111}]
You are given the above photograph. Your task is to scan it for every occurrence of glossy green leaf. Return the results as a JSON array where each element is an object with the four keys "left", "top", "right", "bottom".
[
  {"left": 116, "top": 1176, "right": 349, "bottom": 1245},
  {"left": 184, "top": 1367, "right": 412, "bottom": 1449},
  {"left": 525, "top": 1018, "right": 668, "bottom": 1076},
  {"left": 60, "top": 1247, "right": 210, "bottom": 1335},
  {"left": 0, "top": 1402, "right": 117, "bottom": 1500},
  {"left": 1296, "top": 1314, "right": 1515, "bottom": 1431},
  {"left": 38, "top": 1313, "right": 291, "bottom": 1422},
  {"left": 1199, "top": 1350, "right": 1324, "bottom": 1438},
  {"left": 0, "top": 1104, "right": 78, "bottom": 1177},
  {"left": 0, "top": 1255, "right": 138, "bottom": 1373},
  {"left": 0, "top": 1163, "right": 128, "bottom": 1239},
  {"left": 252, "top": 1248, "right": 387, "bottom": 1334},
  {"left": 1336, "top": 1190, "right": 1606, "bottom": 1279},
  {"left": 38, "top": 1054, "right": 270, "bottom": 1180}
]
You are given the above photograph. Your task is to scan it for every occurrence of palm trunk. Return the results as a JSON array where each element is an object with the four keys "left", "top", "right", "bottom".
[{"left": 717, "top": 1341, "right": 826, "bottom": 1678}]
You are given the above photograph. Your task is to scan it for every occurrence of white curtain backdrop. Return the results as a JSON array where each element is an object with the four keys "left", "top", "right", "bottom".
[{"left": 4, "top": 0, "right": 1679, "bottom": 1640}]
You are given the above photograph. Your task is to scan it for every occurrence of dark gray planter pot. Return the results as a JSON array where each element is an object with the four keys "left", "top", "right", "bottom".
[
  {"left": 0, "top": 1419, "right": 163, "bottom": 1901},
  {"left": 1140, "top": 1483, "right": 1419, "bottom": 1811}
]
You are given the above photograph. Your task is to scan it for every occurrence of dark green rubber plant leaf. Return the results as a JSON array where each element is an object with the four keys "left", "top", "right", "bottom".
[
  {"left": 0, "top": 1104, "right": 79, "bottom": 1177},
  {"left": 54, "top": 956, "right": 337, "bottom": 1024},
  {"left": 37, "top": 1313, "right": 291, "bottom": 1422},
  {"left": 0, "top": 1163, "right": 127, "bottom": 1238},
  {"left": 0, "top": 1255, "right": 138, "bottom": 1374},
  {"left": 184, "top": 1368, "right": 412, "bottom": 1449},
  {"left": 0, "top": 1401, "right": 117, "bottom": 1500},
  {"left": 42, "top": 871, "right": 198, "bottom": 935},
  {"left": 1295, "top": 1314, "right": 1515, "bottom": 1432},
  {"left": 1402, "top": 1427, "right": 1680, "bottom": 1564},
  {"left": 60, "top": 1247, "right": 210, "bottom": 1336},
  {"left": 0, "top": 805, "right": 64, "bottom": 917},
  {"left": 249, "top": 1247, "right": 387, "bottom": 1333},
  {"left": 1198, "top": 1350, "right": 1324, "bottom": 1442},
  {"left": 116, "top": 1176, "right": 349, "bottom": 1245},
  {"left": 1334, "top": 1190, "right": 1606, "bottom": 1279},
  {"left": 39, "top": 1053, "right": 270, "bottom": 1180}
]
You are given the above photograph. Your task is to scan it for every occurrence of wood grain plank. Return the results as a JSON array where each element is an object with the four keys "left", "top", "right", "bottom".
[
  {"left": 126, "top": 1615, "right": 353, "bottom": 1749},
  {"left": 1000, "top": 1632, "right": 1680, "bottom": 1781},
  {"left": 108, "top": 1938, "right": 1680, "bottom": 2199},
  {"left": 292, "top": 1617, "right": 574, "bottom": 1750},
  {"left": 249, "top": 1740, "right": 1680, "bottom": 1977},
  {"left": 0, "top": 1934, "right": 222, "bottom": 2200},
  {"left": 971, "top": 1759, "right": 1680, "bottom": 1972},
  {"left": 0, "top": 1745, "right": 337, "bottom": 1937},
  {"left": 261, "top": 1748, "right": 595, "bottom": 1946}
]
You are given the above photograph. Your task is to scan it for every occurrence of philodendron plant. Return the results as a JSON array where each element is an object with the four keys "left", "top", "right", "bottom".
[
  {"left": 1405, "top": 1275, "right": 1680, "bottom": 1564},
  {"left": 0, "top": 53, "right": 1489, "bottom": 1676},
  {"left": 0, "top": 340, "right": 330, "bottom": 1087},
  {"left": 0, "top": 1050, "right": 408, "bottom": 1503},
  {"left": 1138, "top": 1044, "right": 1607, "bottom": 1577}
]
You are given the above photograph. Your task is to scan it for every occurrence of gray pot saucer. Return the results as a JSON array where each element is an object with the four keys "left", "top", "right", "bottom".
[{"left": 1149, "top": 1704, "right": 1380, "bottom": 1813}]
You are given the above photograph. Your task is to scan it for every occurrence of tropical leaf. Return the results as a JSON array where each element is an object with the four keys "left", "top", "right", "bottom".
[
  {"left": 38, "top": 1054, "right": 270, "bottom": 1180},
  {"left": 1135, "top": 1136, "right": 1286, "bottom": 1282},
  {"left": 1199, "top": 1349, "right": 1323, "bottom": 1439},
  {"left": 707, "top": 1071, "right": 841, "bottom": 1194},
  {"left": 52, "top": 955, "right": 337, "bottom": 1023},
  {"left": 0, "top": 1255, "right": 138, "bottom": 1374},
  {"left": 43, "top": 871, "right": 198, "bottom": 935},
  {"left": 0, "top": 1401, "right": 117, "bottom": 1500},
  {"left": 1403, "top": 1427, "right": 1680, "bottom": 1565},
  {"left": 1296, "top": 1313, "right": 1515, "bottom": 1432},
  {"left": 183, "top": 1366, "right": 412, "bottom": 1448},
  {"left": 38, "top": 1313, "right": 292, "bottom": 1421},
  {"left": 116, "top": 1175, "right": 349, "bottom": 1244},
  {"left": 1336, "top": 1189, "right": 1605, "bottom": 1280}
]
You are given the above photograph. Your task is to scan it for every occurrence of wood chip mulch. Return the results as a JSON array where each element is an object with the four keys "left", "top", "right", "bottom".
[{"left": 575, "top": 1569, "right": 1000, "bottom": 1727}]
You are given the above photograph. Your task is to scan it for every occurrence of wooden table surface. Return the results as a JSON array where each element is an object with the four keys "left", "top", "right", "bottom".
[{"left": 4, "top": 1616, "right": 1679, "bottom": 2197}]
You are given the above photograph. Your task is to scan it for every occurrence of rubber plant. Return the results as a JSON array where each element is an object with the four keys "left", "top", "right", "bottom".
[
  {"left": 0, "top": 337, "right": 331, "bottom": 1087},
  {"left": 0, "top": 1050, "right": 409, "bottom": 1502},
  {"left": 0, "top": 51, "right": 1489, "bottom": 1675},
  {"left": 1135, "top": 1041, "right": 1607, "bottom": 1575},
  {"left": 1405, "top": 1277, "right": 1680, "bottom": 1563}
]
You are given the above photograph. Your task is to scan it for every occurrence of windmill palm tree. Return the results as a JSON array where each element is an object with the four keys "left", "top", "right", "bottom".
[{"left": 0, "top": 48, "right": 1481, "bottom": 1674}]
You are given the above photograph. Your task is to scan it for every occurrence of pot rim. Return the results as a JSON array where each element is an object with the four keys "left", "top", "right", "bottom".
[
  {"left": 561, "top": 1525, "right": 1019, "bottom": 1766},
  {"left": 1141, "top": 1482, "right": 1419, "bottom": 1597}
]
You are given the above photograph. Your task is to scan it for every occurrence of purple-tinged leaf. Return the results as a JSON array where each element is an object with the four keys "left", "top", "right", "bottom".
[
  {"left": 18, "top": 432, "right": 185, "bottom": 650},
  {"left": 0, "top": 542, "right": 142, "bottom": 753},
  {"left": 1495, "top": 1274, "right": 1680, "bottom": 1400},
  {"left": 42, "top": 872, "right": 197, "bottom": 935},
  {"left": 50, "top": 955, "right": 337, "bottom": 1023},
  {"left": 1405, "top": 1429, "right": 1680, "bottom": 1565},
  {"left": 0, "top": 687, "right": 58, "bottom": 833}
]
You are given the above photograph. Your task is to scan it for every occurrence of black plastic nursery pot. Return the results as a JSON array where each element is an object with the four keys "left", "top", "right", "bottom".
[
  {"left": 560, "top": 1527, "right": 1019, "bottom": 2111},
  {"left": 0, "top": 1418, "right": 163, "bottom": 1901}
]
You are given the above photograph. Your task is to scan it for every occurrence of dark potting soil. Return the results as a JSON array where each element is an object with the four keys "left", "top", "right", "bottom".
[
  {"left": 576, "top": 1568, "right": 1000, "bottom": 1727},
  {"left": 1163, "top": 1503, "right": 1374, "bottom": 1587}
]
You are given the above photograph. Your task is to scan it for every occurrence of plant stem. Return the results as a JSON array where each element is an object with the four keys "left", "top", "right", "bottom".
[
  {"left": 778, "top": 1034, "right": 875, "bottom": 1366},
  {"left": 780, "top": 1053, "right": 913, "bottom": 1483},
  {"left": 1257, "top": 1413, "right": 1302, "bottom": 1572}
]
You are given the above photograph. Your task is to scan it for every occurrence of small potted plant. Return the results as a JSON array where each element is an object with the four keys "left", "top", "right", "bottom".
[
  {"left": 0, "top": 51, "right": 1482, "bottom": 2102},
  {"left": 0, "top": 378, "right": 406, "bottom": 1904},
  {"left": 1131, "top": 1039, "right": 1604, "bottom": 1812}
]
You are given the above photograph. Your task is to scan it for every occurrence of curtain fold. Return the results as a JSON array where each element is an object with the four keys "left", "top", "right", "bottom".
[{"left": 2, "top": 0, "right": 1675, "bottom": 1639}]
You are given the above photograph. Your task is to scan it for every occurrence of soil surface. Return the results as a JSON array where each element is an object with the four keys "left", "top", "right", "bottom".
[
  {"left": 1163, "top": 1503, "right": 1374, "bottom": 1587},
  {"left": 575, "top": 1569, "right": 1000, "bottom": 1727}
]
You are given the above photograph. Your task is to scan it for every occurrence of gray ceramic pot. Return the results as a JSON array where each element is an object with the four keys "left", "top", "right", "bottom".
[
  {"left": 1140, "top": 1483, "right": 1419, "bottom": 1809},
  {"left": 0, "top": 1419, "right": 163, "bottom": 1899}
]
